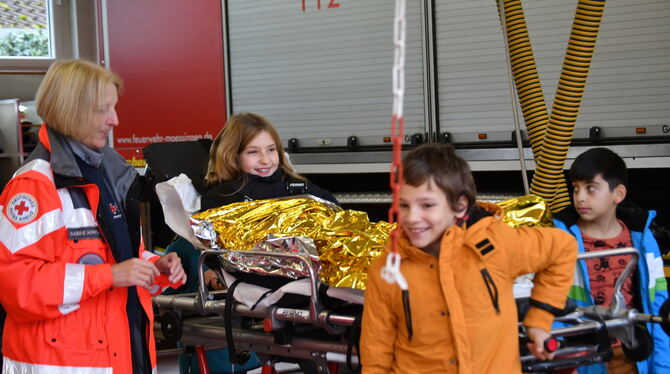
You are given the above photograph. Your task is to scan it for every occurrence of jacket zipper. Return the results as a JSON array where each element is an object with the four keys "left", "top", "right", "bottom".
[{"left": 480, "top": 268, "right": 501, "bottom": 315}]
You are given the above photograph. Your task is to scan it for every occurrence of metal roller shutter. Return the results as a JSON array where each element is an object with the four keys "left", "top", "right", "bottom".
[
  {"left": 225, "top": 0, "right": 426, "bottom": 148},
  {"left": 434, "top": 0, "right": 670, "bottom": 142}
]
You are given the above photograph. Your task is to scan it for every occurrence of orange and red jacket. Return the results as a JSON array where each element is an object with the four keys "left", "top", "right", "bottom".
[
  {"left": 361, "top": 202, "right": 577, "bottom": 374},
  {"left": 0, "top": 125, "right": 173, "bottom": 373}
]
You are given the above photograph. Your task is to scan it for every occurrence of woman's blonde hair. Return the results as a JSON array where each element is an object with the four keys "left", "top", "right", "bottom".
[
  {"left": 205, "top": 113, "right": 305, "bottom": 185},
  {"left": 36, "top": 59, "right": 123, "bottom": 141}
]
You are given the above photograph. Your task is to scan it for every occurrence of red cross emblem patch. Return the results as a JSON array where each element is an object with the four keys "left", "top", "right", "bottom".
[{"left": 6, "top": 193, "right": 39, "bottom": 224}]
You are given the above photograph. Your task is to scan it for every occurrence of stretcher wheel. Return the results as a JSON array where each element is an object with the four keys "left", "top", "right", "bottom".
[
  {"left": 659, "top": 298, "right": 670, "bottom": 336},
  {"left": 622, "top": 323, "right": 653, "bottom": 362},
  {"left": 160, "top": 310, "right": 183, "bottom": 344}
]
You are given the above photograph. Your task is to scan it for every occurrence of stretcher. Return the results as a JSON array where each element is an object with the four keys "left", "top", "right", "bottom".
[
  {"left": 153, "top": 245, "right": 670, "bottom": 373},
  {"left": 154, "top": 249, "right": 363, "bottom": 374}
]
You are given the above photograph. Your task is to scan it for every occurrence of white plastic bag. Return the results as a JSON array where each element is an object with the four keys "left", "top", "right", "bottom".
[{"left": 155, "top": 173, "right": 206, "bottom": 248}]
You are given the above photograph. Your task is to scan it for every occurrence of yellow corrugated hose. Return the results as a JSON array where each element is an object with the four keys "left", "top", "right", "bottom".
[
  {"left": 499, "top": 0, "right": 606, "bottom": 212},
  {"left": 498, "top": 0, "right": 549, "bottom": 159},
  {"left": 534, "top": 0, "right": 606, "bottom": 212}
]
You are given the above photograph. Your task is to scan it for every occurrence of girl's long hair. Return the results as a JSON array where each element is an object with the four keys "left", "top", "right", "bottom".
[{"left": 205, "top": 113, "right": 306, "bottom": 186}]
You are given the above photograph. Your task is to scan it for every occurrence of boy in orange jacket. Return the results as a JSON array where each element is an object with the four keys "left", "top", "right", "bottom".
[{"left": 361, "top": 143, "right": 578, "bottom": 373}]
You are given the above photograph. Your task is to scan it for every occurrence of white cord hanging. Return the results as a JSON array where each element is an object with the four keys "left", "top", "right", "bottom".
[{"left": 382, "top": 0, "right": 409, "bottom": 291}]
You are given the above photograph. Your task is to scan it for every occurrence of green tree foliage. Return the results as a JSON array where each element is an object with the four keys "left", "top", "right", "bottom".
[{"left": 0, "top": 28, "right": 48, "bottom": 56}]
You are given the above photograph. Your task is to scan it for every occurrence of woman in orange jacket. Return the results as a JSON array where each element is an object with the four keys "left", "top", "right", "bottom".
[
  {"left": 361, "top": 143, "right": 578, "bottom": 373},
  {"left": 0, "top": 60, "right": 186, "bottom": 373}
]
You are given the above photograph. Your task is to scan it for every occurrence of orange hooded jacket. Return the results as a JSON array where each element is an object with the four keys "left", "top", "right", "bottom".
[{"left": 361, "top": 202, "right": 577, "bottom": 373}]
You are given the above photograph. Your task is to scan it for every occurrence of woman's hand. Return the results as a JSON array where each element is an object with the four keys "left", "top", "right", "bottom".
[
  {"left": 155, "top": 252, "right": 187, "bottom": 284},
  {"left": 111, "top": 258, "right": 160, "bottom": 289}
]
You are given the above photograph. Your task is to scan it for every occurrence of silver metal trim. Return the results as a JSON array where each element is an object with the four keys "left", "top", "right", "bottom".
[
  {"left": 99, "top": 0, "right": 114, "bottom": 146},
  {"left": 289, "top": 144, "right": 670, "bottom": 172},
  {"left": 333, "top": 192, "right": 517, "bottom": 204},
  {"left": 221, "top": 0, "right": 232, "bottom": 118},
  {"left": 282, "top": 125, "right": 669, "bottom": 149},
  {"left": 421, "top": 0, "right": 435, "bottom": 138},
  {"left": 577, "top": 247, "right": 639, "bottom": 315},
  {"left": 70, "top": 0, "right": 80, "bottom": 59}
]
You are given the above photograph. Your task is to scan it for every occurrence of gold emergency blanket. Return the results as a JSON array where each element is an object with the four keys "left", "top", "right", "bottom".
[
  {"left": 496, "top": 194, "right": 553, "bottom": 228},
  {"left": 191, "top": 196, "right": 394, "bottom": 290}
]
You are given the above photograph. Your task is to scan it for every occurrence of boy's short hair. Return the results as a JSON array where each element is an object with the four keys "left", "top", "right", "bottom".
[
  {"left": 569, "top": 147, "right": 627, "bottom": 190},
  {"left": 403, "top": 143, "right": 477, "bottom": 213}
]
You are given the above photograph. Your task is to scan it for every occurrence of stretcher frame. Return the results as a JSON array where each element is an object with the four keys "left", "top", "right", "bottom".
[
  {"left": 154, "top": 249, "right": 360, "bottom": 374},
  {"left": 153, "top": 246, "right": 670, "bottom": 373},
  {"left": 521, "top": 247, "right": 669, "bottom": 372}
]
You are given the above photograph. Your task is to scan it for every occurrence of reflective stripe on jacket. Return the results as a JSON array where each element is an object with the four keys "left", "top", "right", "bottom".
[{"left": 0, "top": 125, "right": 166, "bottom": 373}]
